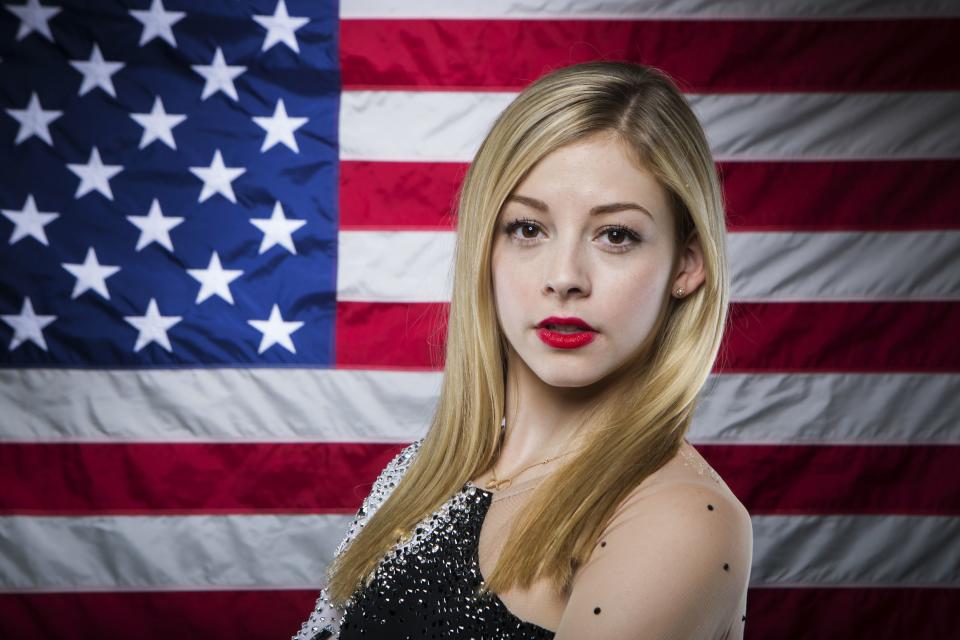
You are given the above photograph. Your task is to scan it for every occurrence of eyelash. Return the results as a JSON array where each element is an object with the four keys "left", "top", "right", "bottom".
[{"left": 501, "top": 217, "right": 642, "bottom": 252}]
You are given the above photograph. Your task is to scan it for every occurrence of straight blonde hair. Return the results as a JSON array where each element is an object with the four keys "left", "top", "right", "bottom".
[{"left": 326, "top": 61, "right": 730, "bottom": 605}]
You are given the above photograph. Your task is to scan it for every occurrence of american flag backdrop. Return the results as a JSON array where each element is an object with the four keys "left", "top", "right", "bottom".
[{"left": 0, "top": 0, "right": 958, "bottom": 638}]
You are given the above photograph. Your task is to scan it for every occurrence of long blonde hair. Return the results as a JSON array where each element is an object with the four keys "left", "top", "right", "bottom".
[{"left": 326, "top": 61, "right": 730, "bottom": 604}]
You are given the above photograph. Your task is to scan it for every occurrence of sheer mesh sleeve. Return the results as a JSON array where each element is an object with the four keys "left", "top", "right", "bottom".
[
  {"left": 291, "top": 438, "right": 424, "bottom": 640},
  {"left": 554, "top": 480, "right": 753, "bottom": 640}
]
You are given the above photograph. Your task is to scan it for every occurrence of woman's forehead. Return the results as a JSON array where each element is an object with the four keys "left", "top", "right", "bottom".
[{"left": 505, "top": 135, "right": 669, "bottom": 220}]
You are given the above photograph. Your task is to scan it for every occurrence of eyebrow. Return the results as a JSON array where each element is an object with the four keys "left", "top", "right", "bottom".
[{"left": 507, "top": 194, "right": 653, "bottom": 220}]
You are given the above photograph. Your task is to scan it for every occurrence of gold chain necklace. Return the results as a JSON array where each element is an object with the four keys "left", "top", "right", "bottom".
[{"left": 485, "top": 416, "right": 583, "bottom": 491}]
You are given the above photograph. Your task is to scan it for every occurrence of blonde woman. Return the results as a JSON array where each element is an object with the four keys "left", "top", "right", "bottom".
[{"left": 293, "top": 61, "right": 753, "bottom": 640}]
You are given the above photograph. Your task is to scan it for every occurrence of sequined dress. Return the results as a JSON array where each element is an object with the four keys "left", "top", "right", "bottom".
[
  {"left": 292, "top": 437, "right": 753, "bottom": 640},
  {"left": 292, "top": 438, "right": 554, "bottom": 640}
]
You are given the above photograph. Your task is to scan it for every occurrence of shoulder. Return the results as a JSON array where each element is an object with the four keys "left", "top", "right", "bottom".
[
  {"left": 600, "top": 441, "right": 752, "bottom": 570},
  {"left": 606, "top": 441, "right": 751, "bottom": 539},
  {"left": 604, "top": 474, "right": 753, "bottom": 568},
  {"left": 371, "top": 437, "right": 424, "bottom": 492},
  {"left": 556, "top": 442, "right": 752, "bottom": 639},
  {"left": 363, "top": 436, "right": 425, "bottom": 514},
  {"left": 333, "top": 437, "right": 425, "bottom": 558}
]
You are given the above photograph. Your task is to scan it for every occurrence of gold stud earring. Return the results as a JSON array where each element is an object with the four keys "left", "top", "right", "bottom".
[{"left": 675, "top": 287, "right": 685, "bottom": 297}]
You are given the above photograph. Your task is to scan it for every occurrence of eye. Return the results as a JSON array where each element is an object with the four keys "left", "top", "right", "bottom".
[
  {"left": 501, "top": 218, "right": 642, "bottom": 252},
  {"left": 502, "top": 217, "right": 543, "bottom": 244},
  {"left": 597, "top": 225, "right": 642, "bottom": 251}
]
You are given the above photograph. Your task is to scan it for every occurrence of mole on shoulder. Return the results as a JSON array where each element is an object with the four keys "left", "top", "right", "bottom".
[
  {"left": 593, "top": 607, "right": 602, "bottom": 615},
  {"left": 707, "top": 504, "right": 714, "bottom": 511},
  {"left": 600, "top": 540, "right": 607, "bottom": 548},
  {"left": 723, "top": 562, "right": 730, "bottom": 572}
]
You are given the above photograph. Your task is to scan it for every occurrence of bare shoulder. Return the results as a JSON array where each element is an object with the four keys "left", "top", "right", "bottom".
[
  {"left": 603, "top": 440, "right": 752, "bottom": 549},
  {"left": 556, "top": 443, "right": 752, "bottom": 638}
]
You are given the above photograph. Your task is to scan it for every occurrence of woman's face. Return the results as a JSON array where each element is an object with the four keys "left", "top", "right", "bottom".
[{"left": 491, "top": 131, "right": 693, "bottom": 389}]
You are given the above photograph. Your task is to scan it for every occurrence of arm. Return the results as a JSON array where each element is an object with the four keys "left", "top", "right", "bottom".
[
  {"left": 554, "top": 482, "right": 752, "bottom": 640},
  {"left": 291, "top": 438, "right": 425, "bottom": 640}
]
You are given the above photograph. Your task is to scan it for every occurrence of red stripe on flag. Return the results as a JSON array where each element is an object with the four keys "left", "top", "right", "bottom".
[
  {"left": 339, "top": 160, "right": 960, "bottom": 232},
  {"left": 336, "top": 301, "right": 960, "bottom": 372},
  {"left": 1, "top": 587, "right": 954, "bottom": 640},
  {"left": 0, "top": 442, "right": 406, "bottom": 515},
  {"left": 720, "top": 160, "right": 960, "bottom": 232},
  {"left": 0, "top": 590, "right": 317, "bottom": 640},
  {"left": 722, "top": 302, "right": 960, "bottom": 374},
  {"left": 339, "top": 161, "right": 465, "bottom": 230},
  {"left": 701, "top": 445, "right": 960, "bottom": 515},
  {"left": 745, "top": 587, "right": 959, "bottom": 639},
  {"left": 335, "top": 301, "right": 448, "bottom": 370},
  {"left": 340, "top": 19, "right": 960, "bottom": 92},
  {"left": 4, "top": 443, "right": 958, "bottom": 515}
]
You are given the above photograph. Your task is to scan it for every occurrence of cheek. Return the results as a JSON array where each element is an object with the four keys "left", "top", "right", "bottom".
[
  {"left": 490, "top": 250, "right": 519, "bottom": 322},
  {"left": 602, "top": 263, "right": 670, "bottom": 328},
  {"left": 493, "top": 268, "right": 523, "bottom": 318}
]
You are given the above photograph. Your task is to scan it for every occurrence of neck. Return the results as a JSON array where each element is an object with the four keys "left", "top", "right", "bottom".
[{"left": 496, "top": 349, "right": 604, "bottom": 474}]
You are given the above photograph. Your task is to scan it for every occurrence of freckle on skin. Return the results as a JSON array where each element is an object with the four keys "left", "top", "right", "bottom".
[
  {"left": 593, "top": 607, "right": 602, "bottom": 615},
  {"left": 707, "top": 504, "right": 714, "bottom": 511},
  {"left": 600, "top": 541, "right": 606, "bottom": 547},
  {"left": 723, "top": 563, "right": 730, "bottom": 571}
]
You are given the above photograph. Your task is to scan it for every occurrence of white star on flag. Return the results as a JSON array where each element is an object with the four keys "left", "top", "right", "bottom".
[
  {"left": 6, "top": 0, "right": 60, "bottom": 42},
  {"left": 187, "top": 251, "right": 244, "bottom": 304},
  {"left": 189, "top": 149, "right": 245, "bottom": 203},
  {"left": 124, "top": 298, "right": 181, "bottom": 352},
  {"left": 126, "top": 198, "right": 183, "bottom": 251},
  {"left": 250, "top": 201, "right": 306, "bottom": 254},
  {"left": 69, "top": 43, "right": 125, "bottom": 98},
  {"left": 191, "top": 47, "right": 246, "bottom": 101},
  {"left": 248, "top": 304, "right": 304, "bottom": 354},
  {"left": 130, "top": 96, "right": 186, "bottom": 149},
  {"left": 253, "top": 0, "right": 309, "bottom": 54},
  {"left": 6, "top": 91, "right": 62, "bottom": 146},
  {"left": 61, "top": 247, "right": 121, "bottom": 300},
  {"left": 1, "top": 194, "right": 59, "bottom": 246},
  {"left": 252, "top": 98, "right": 308, "bottom": 153},
  {"left": 129, "top": 0, "right": 185, "bottom": 47},
  {"left": 1, "top": 297, "right": 56, "bottom": 351},
  {"left": 67, "top": 146, "right": 123, "bottom": 200}
]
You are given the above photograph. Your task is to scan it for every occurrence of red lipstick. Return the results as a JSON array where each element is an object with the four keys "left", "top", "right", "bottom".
[{"left": 536, "top": 316, "right": 597, "bottom": 350}]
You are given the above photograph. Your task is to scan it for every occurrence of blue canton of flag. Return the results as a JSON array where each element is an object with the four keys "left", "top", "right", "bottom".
[{"left": 0, "top": 0, "right": 340, "bottom": 366}]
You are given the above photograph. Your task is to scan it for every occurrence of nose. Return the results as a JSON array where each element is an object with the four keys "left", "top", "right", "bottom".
[{"left": 542, "top": 235, "right": 590, "bottom": 299}]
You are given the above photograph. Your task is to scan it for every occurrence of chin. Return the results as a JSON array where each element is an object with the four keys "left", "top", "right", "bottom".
[{"left": 530, "top": 364, "right": 607, "bottom": 389}]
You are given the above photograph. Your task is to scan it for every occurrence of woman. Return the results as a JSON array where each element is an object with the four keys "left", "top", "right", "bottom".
[{"left": 293, "top": 61, "right": 752, "bottom": 640}]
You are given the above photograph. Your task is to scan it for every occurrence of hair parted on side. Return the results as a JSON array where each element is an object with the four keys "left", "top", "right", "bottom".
[{"left": 325, "top": 60, "right": 730, "bottom": 606}]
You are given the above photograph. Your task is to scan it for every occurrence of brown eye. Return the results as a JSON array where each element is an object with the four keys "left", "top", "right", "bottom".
[
  {"left": 607, "top": 229, "right": 628, "bottom": 244},
  {"left": 519, "top": 223, "right": 538, "bottom": 239},
  {"left": 503, "top": 218, "right": 543, "bottom": 243},
  {"left": 598, "top": 225, "right": 641, "bottom": 250}
]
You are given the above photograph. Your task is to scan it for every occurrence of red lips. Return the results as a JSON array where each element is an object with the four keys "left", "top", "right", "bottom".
[
  {"left": 536, "top": 316, "right": 596, "bottom": 331},
  {"left": 535, "top": 316, "right": 597, "bottom": 350}
]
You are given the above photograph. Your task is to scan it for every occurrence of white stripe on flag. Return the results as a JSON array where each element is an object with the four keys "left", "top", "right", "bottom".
[
  {"left": 729, "top": 231, "right": 960, "bottom": 302},
  {"left": 340, "top": 91, "right": 960, "bottom": 162},
  {"left": 2, "top": 369, "right": 957, "bottom": 445},
  {"left": 340, "top": 91, "right": 511, "bottom": 162},
  {"left": 692, "top": 373, "right": 960, "bottom": 445},
  {"left": 340, "top": 0, "right": 960, "bottom": 20},
  {"left": 336, "top": 230, "right": 960, "bottom": 303},
  {"left": 2, "top": 514, "right": 957, "bottom": 591},
  {"left": 0, "top": 514, "right": 353, "bottom": 592},
  {"left": 750, "top": 514, "right": 960, "bottom": 587},
  {"left": 0, "top": 368, "right": 437, "bottom": 443},
  {"left": 337, "top": 231, "right": 456, "bottom": 303}
]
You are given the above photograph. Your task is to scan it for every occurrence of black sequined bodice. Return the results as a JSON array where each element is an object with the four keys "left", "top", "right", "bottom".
[{"left": 337, "top": 484, "right": 556, "bottom": 640}]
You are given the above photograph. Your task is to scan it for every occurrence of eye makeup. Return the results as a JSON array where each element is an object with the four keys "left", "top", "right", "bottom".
[{"left": 501, "top": 217, "right": 642, "bottom": 253}]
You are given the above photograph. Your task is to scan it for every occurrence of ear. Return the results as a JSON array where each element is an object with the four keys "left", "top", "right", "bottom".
[{"left": 671, "top": 232, "right": 706, "bottom": 297}]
